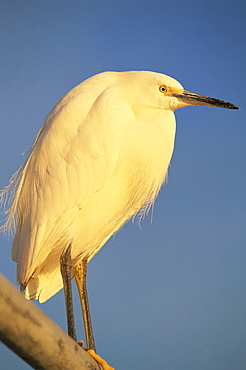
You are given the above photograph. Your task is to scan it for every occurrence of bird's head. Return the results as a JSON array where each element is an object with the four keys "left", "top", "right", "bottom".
[{"left": 115, "top": 71, "right": 239, "bottom": 112}]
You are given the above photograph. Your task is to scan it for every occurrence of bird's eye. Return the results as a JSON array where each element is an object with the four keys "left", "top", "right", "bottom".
[{"left": 159, "top": 85, "right": 167, "bottom": 93}]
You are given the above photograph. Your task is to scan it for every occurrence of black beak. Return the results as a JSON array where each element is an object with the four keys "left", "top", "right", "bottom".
[{"left": 173, "top": 90, "right": 240, "bottom": 110}]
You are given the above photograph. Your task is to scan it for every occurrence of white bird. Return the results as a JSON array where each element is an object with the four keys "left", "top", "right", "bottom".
[{"left": 0, "top": 71, "right": 239, "bottom": 368}]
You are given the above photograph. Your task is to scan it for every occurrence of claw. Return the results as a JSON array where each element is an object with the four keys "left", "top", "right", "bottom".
[{"left": 87, "top": 349, "right": 114, "bottom": 370}]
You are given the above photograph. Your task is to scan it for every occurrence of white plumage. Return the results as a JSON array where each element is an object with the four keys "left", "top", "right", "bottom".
[{"left": 1, "top": 70, "right": 238, "bottom": 303}]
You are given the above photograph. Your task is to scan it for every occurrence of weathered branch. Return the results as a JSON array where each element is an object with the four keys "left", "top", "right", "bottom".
[{"left": 0, "top": 274, "right": 101, "bottom": 369}]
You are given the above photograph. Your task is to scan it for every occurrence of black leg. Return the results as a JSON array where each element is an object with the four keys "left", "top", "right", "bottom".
[
  {"left": 60, "top": 243, "right": 77, "bottom": 341},
  {"left": 75, "top": 258, "right": 96, "bottom": 351}
]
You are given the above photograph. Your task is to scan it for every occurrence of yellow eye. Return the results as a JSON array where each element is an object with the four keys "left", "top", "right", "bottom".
[{"left": 159, "top": 85, "right": 167, "bottom": 93}]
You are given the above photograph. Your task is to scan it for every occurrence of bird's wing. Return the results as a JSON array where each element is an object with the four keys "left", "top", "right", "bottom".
[{"left": 11, "top": 83, "right": 128, "bottom": 284}]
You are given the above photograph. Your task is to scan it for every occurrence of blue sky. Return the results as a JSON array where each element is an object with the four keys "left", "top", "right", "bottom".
[{"left": 0, "top": 1, "right": 245, "bottom": 369}]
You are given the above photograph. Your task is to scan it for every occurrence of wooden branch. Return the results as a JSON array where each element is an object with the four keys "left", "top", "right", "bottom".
[{"left": 0, "top": 274, "right": 101, "bottom": 370}]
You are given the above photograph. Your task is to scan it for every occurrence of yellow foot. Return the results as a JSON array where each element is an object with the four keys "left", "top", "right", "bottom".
[{"left": 87, "top": 349, "right": 114, "bottom": 370}]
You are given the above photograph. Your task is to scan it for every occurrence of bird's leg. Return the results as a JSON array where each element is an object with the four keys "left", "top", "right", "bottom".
[
  {"left": 75, "top": 258, "right": 96, "bottom": 351},
  {"left": 60, "top": 243, "right": 77, "bottom": 341},
  {"left": 75, "top": 261, "right": 114, "bottom": 370}
]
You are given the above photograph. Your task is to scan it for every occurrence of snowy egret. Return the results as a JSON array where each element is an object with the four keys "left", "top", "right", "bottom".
[{"left": 0, "top": 71, "right": 239, "bottom": 368}]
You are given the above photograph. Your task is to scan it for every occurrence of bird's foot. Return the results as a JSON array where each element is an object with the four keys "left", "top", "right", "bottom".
[
  {"left": 77, "top": 342, "right": 114, "bottom": 370},
  {"left": 87, "top": 349, "right": 114, "bottom": 370}
]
